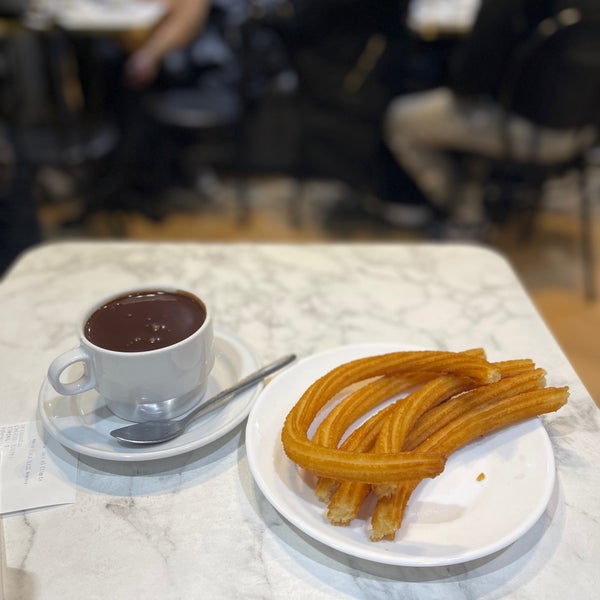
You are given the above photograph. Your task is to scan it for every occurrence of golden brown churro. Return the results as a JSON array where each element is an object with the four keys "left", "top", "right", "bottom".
[
  {"left": 370, "top": 385, "right": 568, "bottom": 540},
  {"left": 316, "top": 402, "right": 398, "bottom": 503},
  {"left": 281, "top": 351, "right": 500, "bottom": 485},
  {"left": 279, "top": 349, "right": 568, "bottom": 542},
  {"left": 312, "top": 373, "right": 430, "bottom": 502},
  {"left": 328, "top": 361, "right": 547, "bottom": 524},
  {"left": 372, "top": 375, "right": 475, "bottom": 499},
  {"left": 312, "top": 373, "right": 431, "bottom": 448}
]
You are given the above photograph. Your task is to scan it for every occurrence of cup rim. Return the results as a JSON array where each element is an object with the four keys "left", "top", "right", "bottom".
[{"left": 78, "top": 286, "right": 211, "bottom": 356}]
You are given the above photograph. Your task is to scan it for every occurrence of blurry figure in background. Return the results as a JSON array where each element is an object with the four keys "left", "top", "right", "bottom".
[
  {"left": 93, "top": 1, "right": 434, "bottom": 220},
  {"left": 258, "top": 1, "right": 433, "bottom": 218},
  {"left": 384, "top": 0, "right": 600, "bottom": 236},
  {"left": 0, "top": 127, "right": 41, "bottom": 275},
  {"left": 123, "top": 0, "right": 212, "bottom": 89},
  {"left": 87, "top": 0, "right": 223, "bottom": 215}
]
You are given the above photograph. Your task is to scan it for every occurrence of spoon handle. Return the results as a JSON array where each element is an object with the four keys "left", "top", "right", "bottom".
[{"left": 180, "top": 353, "right": 297, "bottom": 425}]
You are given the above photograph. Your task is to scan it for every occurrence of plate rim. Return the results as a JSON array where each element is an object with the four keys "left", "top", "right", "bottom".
[
  {"left": 245, "top": 342, "right": 556, "bottom": 567},
  {"left": 38, "top": 327, "right": 261, "bottom": 461}
]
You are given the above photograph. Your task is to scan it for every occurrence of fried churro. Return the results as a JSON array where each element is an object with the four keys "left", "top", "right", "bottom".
[
  {"left": 279, "top": 349, "right": 568, "bottom": 542},
  {"left": 327, "top": 360, "right": 540, "bottom": 521},
  {"left": 312, "top": 373, "right": 431, "bottom": 502},
  {"left": 369, "top": 385, "right": 568, "bottom": 540},
  {"left": 282, "top": 351, "right": 500, "bottom": 485}
]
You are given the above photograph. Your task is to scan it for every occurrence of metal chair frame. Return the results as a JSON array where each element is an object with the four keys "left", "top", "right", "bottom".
[{"left": 479, "top": 8, "right": 600, "bottom": 300}]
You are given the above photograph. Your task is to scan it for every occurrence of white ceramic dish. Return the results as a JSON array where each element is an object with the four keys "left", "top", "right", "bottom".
[
  {"left": 38, "top": 328, "right": 260, "bottom": 461},
  {"left": 246, "top": 343, "right": 556, "bottom": 567}
]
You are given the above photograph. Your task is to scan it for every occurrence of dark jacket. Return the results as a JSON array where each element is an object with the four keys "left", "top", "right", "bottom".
[
  {"left": 451, "top": 0, "right": 600, "bottom": 97},
  {"left": 449, "top": 0, "right": 600, "bottom": 127}
]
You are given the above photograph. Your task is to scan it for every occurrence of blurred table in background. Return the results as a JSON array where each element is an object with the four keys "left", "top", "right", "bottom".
[
  {"left": 408, "top": 0, "right": 481, "bottom": 39},
  {"left": 24, "top": 0, "right": 165, "bottom": 34}
]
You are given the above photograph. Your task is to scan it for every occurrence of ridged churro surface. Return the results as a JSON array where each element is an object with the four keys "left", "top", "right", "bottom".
[{"left": 280, "top": 350, "right": 568, "bottom": 542}]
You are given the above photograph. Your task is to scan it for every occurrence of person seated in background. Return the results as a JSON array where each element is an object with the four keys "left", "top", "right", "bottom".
[
  {"left": 254, "top": 0, "right": 436, "bottom": 222},
  {"left": 123, "top": 0, "right": 212, "bottom": 89},
  {"left": 383, "top": 0, "right": 600, "bottom": 235},
  {"left": 85, "top": 0, "right": 220, "bottom": 214}
]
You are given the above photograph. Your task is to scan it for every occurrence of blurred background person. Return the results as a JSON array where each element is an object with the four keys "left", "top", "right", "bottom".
[
  {"left": 384, "top": 0, "right": 600, "bottom": 236},
  {"left": 124, "top": 0, "right": 212, "bottom": 89},
  {"left": 86, "top": 0, "right": 220, "bottom": 215}
]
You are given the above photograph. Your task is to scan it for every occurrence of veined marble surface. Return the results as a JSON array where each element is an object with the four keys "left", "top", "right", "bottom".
[{"left": 0, "top": 241, "right": 598, "bottom": 599}]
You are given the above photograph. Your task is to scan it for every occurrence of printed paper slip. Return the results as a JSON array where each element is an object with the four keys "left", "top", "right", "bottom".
[{"left": 0, "top": 422, "right": 77, "bottom": 515}]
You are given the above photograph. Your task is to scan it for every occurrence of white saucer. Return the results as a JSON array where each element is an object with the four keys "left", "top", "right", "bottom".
[
  {"left": 246, "top": 343, "right": 556, "bottom": 567},
  {"left": 38, "top": 328, "right": 261, "bottom": 461}
]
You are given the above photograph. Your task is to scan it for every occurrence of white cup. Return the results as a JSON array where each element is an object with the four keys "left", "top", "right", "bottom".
[{"left": 47, "top": 287, "right": 214, "bottom": 422}]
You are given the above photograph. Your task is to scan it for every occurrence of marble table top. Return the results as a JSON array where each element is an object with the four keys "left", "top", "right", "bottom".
[{"left": 0, "top": 241, "right": 598, "bottom": 599}]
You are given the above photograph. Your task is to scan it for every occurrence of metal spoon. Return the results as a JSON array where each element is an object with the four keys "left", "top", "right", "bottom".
[{"left": 110, "top": 354, "right": 296, "bottom": 445}]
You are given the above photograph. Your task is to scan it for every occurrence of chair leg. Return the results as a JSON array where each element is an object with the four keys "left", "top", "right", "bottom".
[
  {"left": 516, "top": 174, "right": 546, "bottom": 242},
  {"left": 287, "top": 178, "right": 306, "bottom": 228},
  {"left": 235, "top": 176, "right": 251, "bottom": 224},
  {"left": 579, "top": 167, "right": 597, "bottom": 301}
]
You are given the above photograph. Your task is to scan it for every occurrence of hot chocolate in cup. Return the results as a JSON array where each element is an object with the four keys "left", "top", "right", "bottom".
[{"left": 47, "top": 287, "right": 214, "bottom": 422}]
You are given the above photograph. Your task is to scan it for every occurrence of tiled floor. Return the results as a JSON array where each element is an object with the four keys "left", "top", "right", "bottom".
[{"left": 39, "top": 174, "right": 600, "bottom": 405}]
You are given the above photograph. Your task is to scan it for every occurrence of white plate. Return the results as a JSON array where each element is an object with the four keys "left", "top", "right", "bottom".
[
  {"left": 39, "top": 329, "right": 260, "bottom": 461},
  {"left": 246, "top": 343, "right": 556, "bottom": 567}
]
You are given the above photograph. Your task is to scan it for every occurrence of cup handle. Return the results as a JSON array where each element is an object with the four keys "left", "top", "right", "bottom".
[{"left": 47, "top": 346, "right": 96, "bottom": 396}]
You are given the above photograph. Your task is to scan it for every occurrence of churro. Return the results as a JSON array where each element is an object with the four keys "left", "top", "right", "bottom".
[
  {"left": 370, "top": 385, "right": 568, "bottom": 540},
  {"left": 279, "top": 349, "right": 568, "bottom": 543},
  {"left": 326, "top": 361, "right": 538, "bottom": 521},
  {"left": 404, "top": 367, "right": 546, "bottom": 450},
  {"left": 373, "top": 375, "right": 475, "bottom": 498},
  {"left": 281, "top": 351, "right": 500, "bottom": 485},
  {"left": 312, "top": 373, "right": 431, "bottom": 501}
]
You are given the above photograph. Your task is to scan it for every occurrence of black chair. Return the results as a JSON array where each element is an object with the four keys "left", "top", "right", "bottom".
[
  {"left": 3, "top": 27, "right": 117, "bottom": 167},
  {"left": 141, "top": 2, "right": 302, "bottom": 224},
  {"left": 140, "top": 5, "right": 251, "bottom": 221},
  {"left": 460, "top": 7, "right": 600, "bottom": 300}
]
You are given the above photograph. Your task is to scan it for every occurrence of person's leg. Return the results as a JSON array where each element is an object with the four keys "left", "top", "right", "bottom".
[
  {"left": 384, "top": 86, "right": 596, "bottom": 234},
  {"left": 384, "top": 88, "right": 462, "bottom": 210}
]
